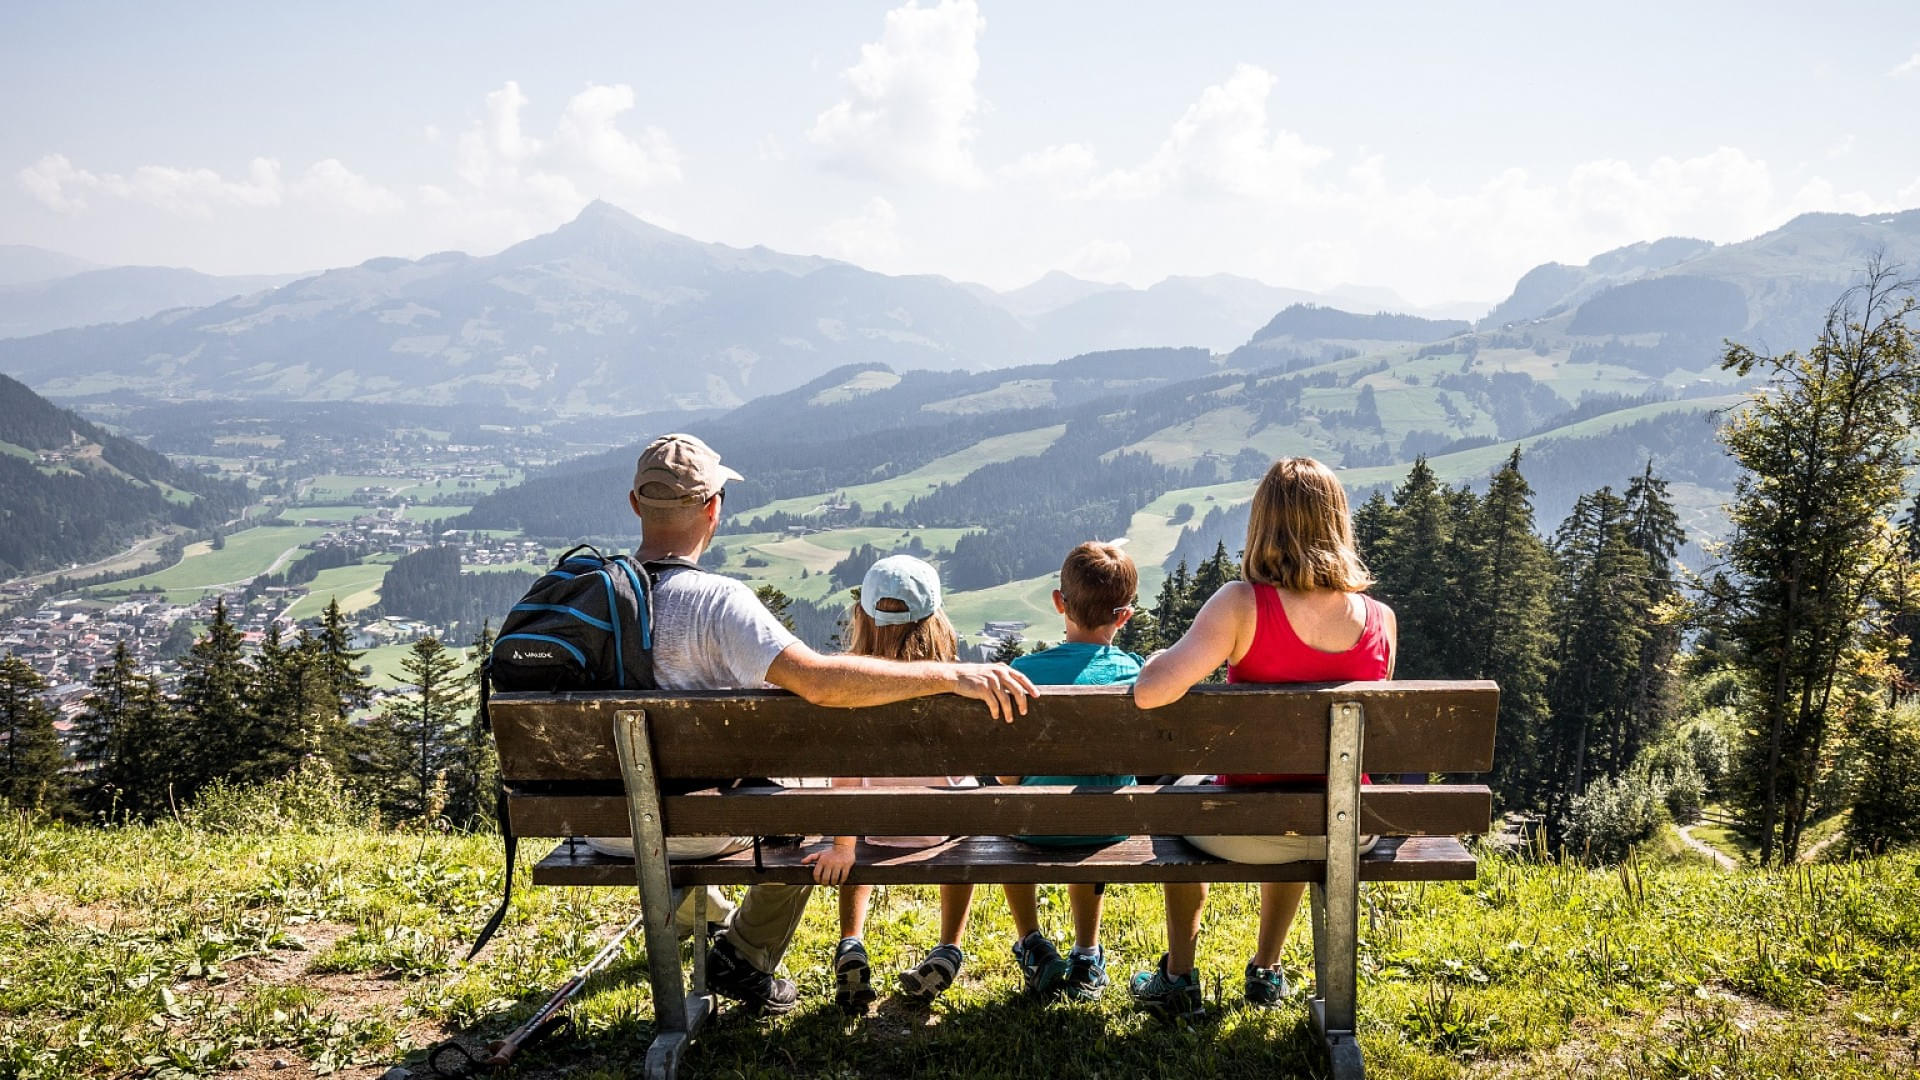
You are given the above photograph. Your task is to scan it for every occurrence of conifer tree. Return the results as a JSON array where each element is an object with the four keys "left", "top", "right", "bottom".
[
  {"left": 1351, "top": 490, "right": 1394, "bottom": 573},
  {"left": 1113, "top": 592, "right": 1154, "bottom": 653},
  {"left": 991, "top": 635, "right": 1028, "bottom": 664},
  {"left": 1543, "top": 488, "right": 1653, "bottom": 813},
  {"left": 1893, "top": 491, "right": 1920, "bottom": 689},
  {"left": 368, "top": 635, "right": 472, "bottom": 822},
  {"left": 174, "top": 599, "right": 257, "bottom": 795},
  {"left": 71, "top": 642, "right": 159, "bottom": 815},
  {"left": 1709, "top": 268, "right": 1920, "bottom": 863},
  {"left": 1622, "top": 461, "right": 1688, "bottom": 758},
  {"left": 1184, "top": 541, "right": 1240, "bottom": 628},
  {"left": 0, "top": 655, "right": 66, "bottom": 814},
  {"left": 314, "top": 599, "right": 371, "bottom": 722},
  {"left": 1454, "top": 450, "right": 1558, "bottom": 807},
  {"left": 1374, "top": 457, "right": 1456, "bottom": 678},
  {"left": 450, "top": 623, "right": 500, "bottom": 830},
  {"left": 1151, "top": 560, "right": 1194, "bottom": 644}
]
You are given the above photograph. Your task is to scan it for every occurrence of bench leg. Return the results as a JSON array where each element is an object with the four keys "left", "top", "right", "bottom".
[
  {"left": 613, "top": 710, "right": 709, "bottom": 1080},
  {"left": 1309, "top": 700, "right": 1366, "bottom": 1080}
]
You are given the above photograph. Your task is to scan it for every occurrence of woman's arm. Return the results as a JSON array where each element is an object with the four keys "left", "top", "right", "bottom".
[{"left": 1132, "top": 582, "right": 1256, "bottom": 709}]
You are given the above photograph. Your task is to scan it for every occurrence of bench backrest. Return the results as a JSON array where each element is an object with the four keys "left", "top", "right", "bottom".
[{"left": 489, "top": 680, "right": 1499, "bottom": 842}]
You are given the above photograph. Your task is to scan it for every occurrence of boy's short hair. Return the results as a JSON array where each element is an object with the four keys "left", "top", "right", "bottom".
[{"left": 1060, "top": 541, "right": 1137, "bottom": 630}]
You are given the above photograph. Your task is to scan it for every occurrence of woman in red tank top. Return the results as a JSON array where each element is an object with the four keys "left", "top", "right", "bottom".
[{"left": 1127, "top": 457, "right": 1397, "bottom": 1015}]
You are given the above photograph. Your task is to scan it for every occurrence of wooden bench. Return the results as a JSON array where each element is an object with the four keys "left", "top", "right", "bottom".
[{"left": 488, "top": 679, "right": 1498, "bottom": 1079}]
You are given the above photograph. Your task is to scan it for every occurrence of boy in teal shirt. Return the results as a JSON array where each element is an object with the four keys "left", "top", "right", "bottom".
[{"left": 998, "top": 541, "right": 1143, "bottom": 1000}]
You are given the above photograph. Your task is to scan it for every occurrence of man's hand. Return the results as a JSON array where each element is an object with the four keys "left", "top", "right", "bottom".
[
  {"left": 951, "top": 662, "right": 1038, "bottom": 722},
  {"left": 802, "top": 840, "right": 857, "bottom": 885}
]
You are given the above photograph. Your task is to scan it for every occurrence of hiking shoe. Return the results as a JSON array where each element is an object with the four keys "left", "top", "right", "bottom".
[
  {"left": 706, "top": 936, "right": 798, "bottom": 1016},
  {"left": 833, "top": 937, "right": 877, "bottom": 1015},
  {"left": 1243, "top": 960, "right": 1292, "bottom": 1007},
  {"left": 898, "top": 943, "right": 965, "bottom": 1000},
  {"left": 1128, "top": 953, "right": 1204, "bottom": 1020},
  {"left": 1010, "top": 932, "right": 1069, "bottom": 998},
  {"left": 1063, "top": 946, "right": 1110, "bottom": 1001}
]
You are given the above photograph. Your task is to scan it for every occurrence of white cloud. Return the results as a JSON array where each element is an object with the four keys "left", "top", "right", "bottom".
[
  {"left": 289, "top": 159, "right": 404, "bottom": 214},
  {"left": 19, "top": 153, "right": 283, "bottom": 216},
  {"left": 1090, "top": 64, "right": 1332, "bottom": 200},
  {"left": 1059, "top": 239, "right": 1131, "bottom": 280},
  {"left": 552, "top": 84, "right": 682, "bottom": 188},
  {"left": 820, "top": 196, "right": 901, "bottom": 262},
  {"left": 998, "top": 143, "right": 1098, "bottom": 191},
  {"left": 1826, "top": 133, "right": 1855, "bottom": 160},
  {"left": 1889, "top": 50, "right": 1920, "bottom": 77},
  {"left": 810, "top": 0, "right": 985, "bottom": 186}
]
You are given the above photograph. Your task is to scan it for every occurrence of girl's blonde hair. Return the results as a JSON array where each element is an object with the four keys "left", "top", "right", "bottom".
[
  {"left": 847, "top": 595, "right": 959, "bottom": 662},
  {"left": 1241, "top": 456, "right": 1374, "bottom": 593}
]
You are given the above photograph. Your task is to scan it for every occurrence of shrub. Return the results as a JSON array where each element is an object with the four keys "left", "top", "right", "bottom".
[
  {"left": 1559, "top": 774, "right": 1666, "bottom": 863},
  {"left": 183, "top": 759, "right": 376, "bottom": 834}
]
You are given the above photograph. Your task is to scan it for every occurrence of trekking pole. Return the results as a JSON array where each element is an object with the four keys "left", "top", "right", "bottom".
[{"left": 427, "top": 908, "right": 647, "bottom": 1077}]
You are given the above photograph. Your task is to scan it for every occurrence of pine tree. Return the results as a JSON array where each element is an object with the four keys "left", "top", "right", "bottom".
[
  {"left": 1543, "top": 488, "right": 1653, "bottom": 814},
  {"left": 991, "top": 635, "right": 1028, "bottom": 664},
  {"left": 1151, "top": 560, "right": 1194, "bottom": 644},
  {"left": 449, "top": 623, "right": 500, "bottom": 831},
  {"left": 71, "top": 642, "right": 152, "bottom": 815},
  {"left": 1351, "top": 490, "right": 1394, "bottom": 572},
  {"left": 368, "top": 635, "right": 473, "bottom": 823},
  {"left": 755, "top": 585, "right": 797, "bottom": 632},
  {"left": 1113, "top": 592, "right": 1153, "bottom": 653},
  {"left": 1454, "top": 450, "right": 1558, "bottom": 809},
  {"left": 315, "top": 598, "right": 371, "bottom": 723},
  {"left": 1183, "top": 541, "right": 1240, "bottom": 629},
  {"left": 0, "top": 656, "right": 66, "bottom": 814},
  {"left": 1892, "top": 491, "right": 1920, "bottom": 689},
  {"left": 1709, "top": 268, "right": 1920, "bottom": 864},
  {"left": 1374, "top": 458, "right": 1456, "bottom": 678},
  {"left": 1622, "top": 461, "right": 1688, "bottom": 763},
  {"left": 174, "top": 599, "right": 258, "bottom": 796}
]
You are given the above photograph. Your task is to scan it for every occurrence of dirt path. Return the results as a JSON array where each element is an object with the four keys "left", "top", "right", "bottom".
[{"left": 1676, "top": 824, "right": 1738, "bottom": 870}]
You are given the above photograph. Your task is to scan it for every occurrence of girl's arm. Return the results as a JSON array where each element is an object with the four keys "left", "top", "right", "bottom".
[
  {"left": 1132, "top": 582, "right": 1256, "bottom": 709},
  {"left": 803, "top": 776, "right": 862, "bottom": 884}
]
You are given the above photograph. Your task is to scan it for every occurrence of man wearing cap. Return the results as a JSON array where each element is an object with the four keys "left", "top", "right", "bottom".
[{"left": 621, "top": 433, "right": 1038, "bottom": 1015}]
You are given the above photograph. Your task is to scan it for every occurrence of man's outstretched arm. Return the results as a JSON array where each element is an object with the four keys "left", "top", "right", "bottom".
[{"left": 764, "top": 642, "right": 1038, "bottom": 721}]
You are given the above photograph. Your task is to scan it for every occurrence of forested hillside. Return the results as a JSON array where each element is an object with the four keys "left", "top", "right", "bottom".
[{"left": 0, "top": 374, "right": 245, "bottom": 575}]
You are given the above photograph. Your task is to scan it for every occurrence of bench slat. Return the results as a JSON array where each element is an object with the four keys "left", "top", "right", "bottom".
[
  {"left": 529, "top": 835, "right": 1479, "bottom": 886},
  {"left": 491, "top": 681, "right": 1498, "bottom": 781},
  {"left": 506, "top": 783, "right": 1492, "bottom": 839}
]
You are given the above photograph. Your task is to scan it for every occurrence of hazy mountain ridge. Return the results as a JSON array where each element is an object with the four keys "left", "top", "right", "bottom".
[{"left": 0, "top": 265, "right": 301, "bottom": 339}]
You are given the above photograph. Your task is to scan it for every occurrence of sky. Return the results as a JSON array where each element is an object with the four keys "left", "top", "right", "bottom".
[{"left": 7, "top": 1, "right": 1920, "bottom": 306}]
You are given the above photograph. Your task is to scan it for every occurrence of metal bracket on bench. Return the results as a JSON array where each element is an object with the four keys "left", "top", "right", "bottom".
[
  {"left": 612, "top": 709, "right": 711, "bottom": 1080},
  {"left": 1310, "top": 700, "right": 1367, "bottom": 1080}
]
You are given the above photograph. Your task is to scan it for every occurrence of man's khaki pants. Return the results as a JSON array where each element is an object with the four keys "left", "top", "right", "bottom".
[{"left": 587, "top": 835, "right": 813, "bottom": 975}]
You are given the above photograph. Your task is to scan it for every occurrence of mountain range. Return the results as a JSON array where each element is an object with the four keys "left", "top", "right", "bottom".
[{"left": 0, "top": 202, "right": 1482, "bottom": 411}]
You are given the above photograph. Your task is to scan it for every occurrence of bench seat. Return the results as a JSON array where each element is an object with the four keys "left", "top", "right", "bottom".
[{"left": 531, "top": 834, "right": 1478, "bottom": 887}]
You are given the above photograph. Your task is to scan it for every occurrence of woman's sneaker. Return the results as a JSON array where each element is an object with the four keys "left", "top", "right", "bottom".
[
  {"left": 1063, "top": 946, "right": 1110, "bottom": 1001},
  {"left": 898, "top": 943, "right": 965, "bottom": 1000},
  {"left": 1242, "top": 961, "right": 1292, "bottom": 1007},
  {"left": 1010, "top": 932, "right": 1069, "bottom": 998},
  {"left": 833, "top": 937, "right": 877, "bottom": 1014},
  {"left": 1127, "top": 953, "right": 1204, "bottom": 1020}
]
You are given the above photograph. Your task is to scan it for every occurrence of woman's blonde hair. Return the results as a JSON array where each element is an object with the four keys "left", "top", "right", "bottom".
[
  {"left": 847, "top": 595, "right": 959, "bottom": 662},
  {"left": 1241, "top": 456, "right": 1374, "bottom": 592}
]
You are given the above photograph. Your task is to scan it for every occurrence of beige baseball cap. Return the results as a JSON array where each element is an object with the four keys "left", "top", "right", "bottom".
[{"left": 631, "top": 433, "right": 744, "bottom": 508}]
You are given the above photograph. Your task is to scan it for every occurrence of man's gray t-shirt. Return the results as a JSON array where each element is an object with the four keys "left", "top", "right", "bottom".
[{"left": 648, "top": 566, "right": 799, "bottom": 690}]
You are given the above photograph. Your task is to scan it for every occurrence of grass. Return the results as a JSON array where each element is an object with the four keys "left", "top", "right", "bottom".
[
  {"left": 90, "top": 526, "right": 331, "bottom": 602},
  {"left": 745, "top": 425, "right": 1068, "bottom": 522},
  {"left": 283, "top": 561, "right": 393, "bottom": 624},
  {"left": 2, "top": 813, "right": 1915, "bottom": 1079}
]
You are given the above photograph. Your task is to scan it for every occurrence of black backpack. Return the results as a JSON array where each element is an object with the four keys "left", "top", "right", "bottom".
[
  {"left": 471, "top": 544, "right": 700, "bottom": 957},
  {"left": 490, "top": 544, "right": 691, "bottom": 692}
]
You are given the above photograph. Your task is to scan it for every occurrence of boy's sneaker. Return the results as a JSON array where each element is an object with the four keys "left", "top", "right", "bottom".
[
  {"left": 898, "top": 943, "right": 965, "bottom": 1000},
  {"left": 1063, "top": 946, "right": 1110, "bottom": 1001},
  {"left": 1243, "top": 961, "right": 1292, "bottom": 1006},
  {"left": 1010, "top": 932, "right": 1069, "bottom": 998},
  {"left": 1128, "top": 953, "right": 1204, "bottom": 1020},
  {"left": 706, "top": 936, "right": 798, "bottom": 1016},
  {"left": 833, "top": 937, "right": 877, "bottom": 1014}
]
